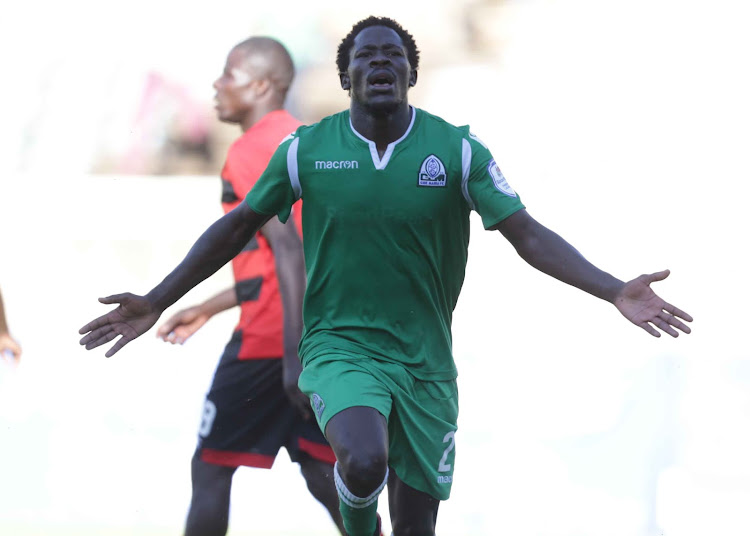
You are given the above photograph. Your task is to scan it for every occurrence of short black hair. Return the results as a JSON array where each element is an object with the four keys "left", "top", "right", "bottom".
[{"left": 336, "top": 16, "right": 420, "bottom": 73}]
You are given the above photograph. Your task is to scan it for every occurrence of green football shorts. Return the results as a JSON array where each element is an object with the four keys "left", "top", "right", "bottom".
[{"left": 298, "top": 352, "right": 459, "bottom": 501}]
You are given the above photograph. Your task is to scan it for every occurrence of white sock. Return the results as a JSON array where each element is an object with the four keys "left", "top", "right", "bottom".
[{"left": 333, "top": 461, "right": 388, "bottom": 508}]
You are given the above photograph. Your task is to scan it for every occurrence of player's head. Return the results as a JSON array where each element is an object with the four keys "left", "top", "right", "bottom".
[
  {"left": 213, "top": 36, "right": 295, "bottom": 125},
  {"left": 337, "top": 17, "right": 419, "bottom": 114}
]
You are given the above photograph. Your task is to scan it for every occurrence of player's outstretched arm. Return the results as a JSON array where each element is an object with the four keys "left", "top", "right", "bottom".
[
  {"left": 156, "top": 288, "right": 238, "bottom": 345},
  {"left": 79, "top": 202, "right": 271, "bottom": 357},
  {"left": 494, "top": 209, "right": 692, "bottom": 337}
]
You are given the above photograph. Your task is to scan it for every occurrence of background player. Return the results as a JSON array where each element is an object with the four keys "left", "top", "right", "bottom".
[
  {"left": 156, "top": 37, "right": 344, "bottom": 536},
  {"left": 0, "top": 285, "right": 22, "bottom": 364},
  {"left": 80, "top": 17, "right": 692, "bottom": 536}
]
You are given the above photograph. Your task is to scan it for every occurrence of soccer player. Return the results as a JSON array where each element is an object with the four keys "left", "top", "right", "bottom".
[
  {"left": 149, "top": 37, "right": 343, "bottom": 536},
  {"left": 0, "top": 285, "right": 22, "bottom": 363},
  {"left": 80, "top": 17, "right": 693, "bottom": 536}
]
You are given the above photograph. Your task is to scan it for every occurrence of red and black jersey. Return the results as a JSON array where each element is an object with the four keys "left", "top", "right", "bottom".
[{"left": 220, "top": 110, "right": 302, "bottom": 359}]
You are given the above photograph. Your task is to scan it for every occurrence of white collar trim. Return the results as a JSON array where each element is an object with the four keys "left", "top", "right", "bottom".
[{"left": 349, "top": 106, "right": 416, "bottom": 170}]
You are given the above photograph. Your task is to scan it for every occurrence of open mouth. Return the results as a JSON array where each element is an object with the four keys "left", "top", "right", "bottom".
[{"left": 368, "top": 70, "right": 395, "bottom": 89}]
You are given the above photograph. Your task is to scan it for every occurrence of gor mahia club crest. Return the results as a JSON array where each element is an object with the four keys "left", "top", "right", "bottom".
[{"left": 418, "top": 155, "right": 447, "bottom": 187}]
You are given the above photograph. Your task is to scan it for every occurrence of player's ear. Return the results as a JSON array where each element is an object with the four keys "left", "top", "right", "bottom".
[
  {"left": 253, "top": 78, "right": 271, "bottom": 97},
  {"left": 339, "top": 72, "right": 351, "bottom": 91},
  {"left": 408, "top": 69, "right": 418, "bottom": 88}
]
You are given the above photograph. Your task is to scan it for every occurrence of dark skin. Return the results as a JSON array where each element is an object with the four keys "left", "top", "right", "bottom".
[
  {"left": 340, "top": 26, "right": 417, "bottom": 158},
  {"left": 81, "top": 24, "right": 692, "bottom": 536}
]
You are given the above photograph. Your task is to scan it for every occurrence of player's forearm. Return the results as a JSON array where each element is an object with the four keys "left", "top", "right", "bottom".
[
  {"left": 263, "top": 220, "right": 305, "bottom": 365},
  {"left": 199, "top": 288, "right": 239, "bottom": 318},
  {"left": 147, "top": 205, "right": 268, "bottom": 312},
  {"left": 274, "top": 242, "right": 306, "bottom": 362},
  {"left": 262, "top": 216, "right": 306, "bottom": 364},
  {"left": 0, "top": 289, "right": 9, "bottom": 335},
  {"left": 512, "top": 223, "right": 625, "bottom": 303}
]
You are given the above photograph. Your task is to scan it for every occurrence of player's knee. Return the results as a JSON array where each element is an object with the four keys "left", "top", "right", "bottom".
[{"left": 337, "top": 449, "right": 388, "bottom": 492}]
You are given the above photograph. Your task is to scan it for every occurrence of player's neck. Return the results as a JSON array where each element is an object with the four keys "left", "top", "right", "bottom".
[
  {"left": 350, "top": 101, "right": 412, "bottom": 153},
  {"left": 240, "top": 103, "right": 284, "bottom": 132}
]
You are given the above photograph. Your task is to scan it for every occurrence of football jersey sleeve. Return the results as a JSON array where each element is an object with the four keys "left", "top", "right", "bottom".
[
  {"left": 463, "top": 131, "right": 525, "bottom": 229},
  {"left": 245, "top": 134, "right": 300, "bottom": 224}
]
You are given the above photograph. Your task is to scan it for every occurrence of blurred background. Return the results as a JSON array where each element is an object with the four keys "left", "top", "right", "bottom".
[{"left": 1, "top": 0, "right": 749, "bottom": 534}]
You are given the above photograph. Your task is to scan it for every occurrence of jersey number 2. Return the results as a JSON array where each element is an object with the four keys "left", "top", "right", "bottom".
[{"left": 438, "top": 431, "right": 456, "bottom": 472}]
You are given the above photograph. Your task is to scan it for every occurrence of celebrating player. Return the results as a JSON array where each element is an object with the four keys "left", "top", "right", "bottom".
[{"left": 80, "top": 17, "right": 692, "bottom": 536}]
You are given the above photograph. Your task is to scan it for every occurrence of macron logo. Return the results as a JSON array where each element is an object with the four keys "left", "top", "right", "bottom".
[{"left": 315, "top": 160, "right": 359, "bottom": 170}]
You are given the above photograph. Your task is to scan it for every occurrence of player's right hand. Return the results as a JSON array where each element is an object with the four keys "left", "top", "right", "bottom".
[
  {"left": 156, "top": 306, "right": 209, "bottom": 345},
  {"left": 79, "top": 293, "right": 161, "bottom": 357}
]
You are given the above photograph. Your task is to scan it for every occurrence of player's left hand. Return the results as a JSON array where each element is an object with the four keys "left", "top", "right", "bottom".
[{"left": 614, "top": 270, "right": 693, "bottom": 337}]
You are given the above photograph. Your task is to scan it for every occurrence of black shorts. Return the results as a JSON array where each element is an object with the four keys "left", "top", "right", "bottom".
[{"left": 196, "top": 344, "right": 335, "bottom": 469}]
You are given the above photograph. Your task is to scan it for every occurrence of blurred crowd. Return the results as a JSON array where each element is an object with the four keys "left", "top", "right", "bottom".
[{"left": 4, "top": 0, "right": 510, "bottom": 177}]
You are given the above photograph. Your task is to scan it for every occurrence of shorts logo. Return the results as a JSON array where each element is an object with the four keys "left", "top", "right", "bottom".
[
  {"left": 418, "top": 155, "right": 446, "bottom": 187},
  {"left": 487, "top": 159, "right": 516, "bottom": 197},
  {"left": 437, "top": 475, "right": 453, "bottom": 484},
  {"left": 311, "top": 393, "right": 326, "bottom": 421}
]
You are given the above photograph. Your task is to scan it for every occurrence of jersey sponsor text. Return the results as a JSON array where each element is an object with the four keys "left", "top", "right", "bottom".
[{"left": 315, "top": 160, "right": 359, "bottom": 170}]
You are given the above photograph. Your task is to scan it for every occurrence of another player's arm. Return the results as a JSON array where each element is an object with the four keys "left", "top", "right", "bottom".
[
  {"left": 79, "top": 202, "right": 271, "bottom": 357},
  {"left": 156, "top": 288, "right": 238, "bottom": 345},
  {"left": 0, "top": 287, "right": 10, "bottom": 338},
  {"left": 0, "top": 286, "right": 22, "bottom": 362},
  {"left": 261, "top": 216, "right": 310, "bottom": 418},
  {"left": 493, "top": 209, "right": 693, "bottom": 337}
]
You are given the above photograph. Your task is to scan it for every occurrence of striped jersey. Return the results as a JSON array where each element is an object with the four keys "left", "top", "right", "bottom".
[{"left": 220, "top": 109, "right": 302, "bottom": 359}]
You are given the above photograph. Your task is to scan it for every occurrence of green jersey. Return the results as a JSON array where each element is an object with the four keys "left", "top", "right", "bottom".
[{"left": 246, "top": 107, "right": 524, "bottom": 380}]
